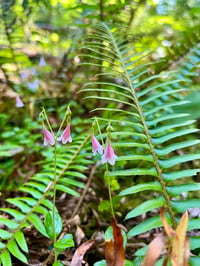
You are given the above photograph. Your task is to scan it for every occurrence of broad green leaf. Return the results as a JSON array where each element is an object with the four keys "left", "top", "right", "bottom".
[
  {"left": 119, "top": 182, "right": 161, "bottom": 196},
  {"left": 171, "top": 199, "right": 200, "bottom": 213},
  {"left": 0, "top": 208, "right": 25, "bottom": 220},
  {"left": 17, "top": 197, "right": 37, "bottom": 206},
  {"left": 188, "top": 219, "right": 200, "bottom": 231},
  {"left": 140, "top": 89, "right": 187, "bottom": 106},
  {"left": 155, "top": 140, "right": 200, "bottom": 156},
  {"left": 163, "top": 169, "right": 200, "bottom": 181},
  {"left": 144, "top": 100, "right": 190, "bottom": 117},
  {"left": 152, "top": 128, "right": 198, "bottom": 145},
  {"left": 40, "top": 198, "right": 54, "bottom": 209},
  {"left": 14, "top": 231, "right": 28, "bottom": 253},
  {"left": 55, "top": 184, "right": 80, "bottom": 197},
  {"left": 0, "top": 229, "right": 12, "bottom": 240},
  {"left": 25, "top": 182, "right": 46, "bottom": 192},
  {"left": 189, "top": 257, "right": 200, "bottom": 266},
  {"left": 7, "top": 239, "right": 28, "bottom": 264},
  {"left": 44, "top": 211, "right": 63, "bottom": 240},
  {"left": 0, "top": 250, "right": 12, "bottom": 266},
  {"left": 190, "top": 237, "right": 200, "bottom": 250},
  {"left": 94, "top": 260, "right": 106, "bottom": 266},
  {"left": 125, "top": 197, "right": 165, "bottom": 219},
  {"left": 150, "top": 120, "right": 195, "bottom": 135},
  {"left": 28, "top": 213, "right": 48, "bottom": 237},
  {"left": 146, "top": 113, "right": 189, "bottom": 127},
  {"left": 128, "top": 216, "right": 169, "bottom": 238},
  {"left": 0, "top": 217, "right": 18, "bottom": 229},
  {"left": 20, "top": 186, "right": 42, "bottom": 199},
  {"left": 6, "top": 198, "right": 31, "bottom": 213},
  {"left": 34, "top": 205, "right": 48, "bottom": 215},
  {"left": 114, "top": 143, "right": 150, "bottom": 149},
  {"left": 117, "top": 155, "right": 153, "bottom": 162},
  {"left": 167, "top": 183, "right": 200, "bottom": 195},
  {"left": 159, "top": 154, "right": 200, "bottom": 168},
  {"left": 64, "top": 171, "right": 86, "bottom": 179},
  {"left": 58, "top": 178, "right": 85, "bottom": 188},
  {"left": 0, "top": 242, "right": 5, "bottom": 249},
  {"left": 110, "top": 168, "right": 157, "bottom": 178}
]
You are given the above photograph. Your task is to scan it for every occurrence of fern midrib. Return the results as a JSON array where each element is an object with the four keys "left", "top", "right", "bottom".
[
  {"left": 0, "top": 133, "right": 90, "bottom": 256},
  {"left": 106, "top": 24, "right": 176, "bottom": 227}
]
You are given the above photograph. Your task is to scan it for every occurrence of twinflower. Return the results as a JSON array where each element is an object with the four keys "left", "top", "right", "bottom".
[
  {"left": 43, "top": 128, "right": 55, "bottom": 146},
  {"left": 101, "top": 141, "right": 117, "bottom": 165},
  {"left": 16, "top": 95, "right": 24, "bottom": 108},
  {"left": 57, "top": 124, "right": 72, "bottom": 144},
  {"left": 92, "top": 133, "right": 103, "bottom": 155}
]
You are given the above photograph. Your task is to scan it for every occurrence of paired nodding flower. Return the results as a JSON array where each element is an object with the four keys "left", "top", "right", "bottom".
[
  {"left": 41, "top": 106, "right": 72, "bottom": 146},
  {"left": 42, "top": 124, "right": 72, "bottom": 146},
  {"left": 92, "top": 133, "right": 117, "bottom": 166}
]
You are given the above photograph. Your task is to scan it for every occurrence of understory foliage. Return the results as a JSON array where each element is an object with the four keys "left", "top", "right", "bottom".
[
  {"left": 0, "top": 0, "right": 200, "bottom": 265},
  {"left": 80, "top": 23, "right": 200, "bottom": 264}
]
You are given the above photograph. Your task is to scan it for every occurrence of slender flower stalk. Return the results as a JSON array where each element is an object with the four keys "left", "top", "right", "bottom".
[
  {"left": 16, "top": 95, "right": 24, "bottom": 108},
  {"left": 43, "top": 127, "right": 55, "bottom": 146},
  {"left": 101, "top": 141, "right": 117, "bottom": 165},
  {"left": 92, "top": 133, "right": 103, "bottom": 155},
  {"left": 57, "top": 124, "right": 72, "bottom": 144}
]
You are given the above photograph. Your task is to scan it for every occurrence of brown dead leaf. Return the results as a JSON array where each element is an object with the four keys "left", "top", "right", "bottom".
[
  {"left": 172, "top": 211, "right": 189, "bottom": 266},
  {"left": 105, "top": 239, "right": 115, "bottom": 266},
  {"left": 70, "top": 239, "right": 95, "bottom": 266},
  {"left": 75, "top": 225, "right": 85, "bottom": 246},
  {"left": 141, "top": 233, "right": 165, "bottom": 266},
  {"left": 105, "top": 218, "right": 125, "bottom": 266}
]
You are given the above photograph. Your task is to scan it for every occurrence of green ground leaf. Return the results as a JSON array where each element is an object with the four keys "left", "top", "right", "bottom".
[{"left": 44, "top": 211, "right": 63, "bottom": 240}]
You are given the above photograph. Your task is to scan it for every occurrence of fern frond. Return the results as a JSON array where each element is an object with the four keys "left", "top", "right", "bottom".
[
  {"left": 81, "top": 23, "right": 200, "bottom": 253},
  {"left": 0, "top": 134, "right": 90, "bottom": 265}
]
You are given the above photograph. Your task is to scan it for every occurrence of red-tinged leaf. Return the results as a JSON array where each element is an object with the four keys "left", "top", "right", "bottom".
[
  {"left": 70, "top": 239, "right": 95, "bottom": 266},
  {"left": 142, "top": 233, "right": 165, "bottom": 266},
  {"left": 105, "top": 239, "right": 115, "bottom": 266},
  {"left": 112, "top": 218, "right": 125, "bottom": 266}
]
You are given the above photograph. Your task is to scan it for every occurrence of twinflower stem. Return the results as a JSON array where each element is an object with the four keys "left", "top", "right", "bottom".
[
  {"left": 105, "top": 166, "right": 115, "bottom": 219},
  {"left": 52, "top": 141, "right": 57, "bottom": 261}
]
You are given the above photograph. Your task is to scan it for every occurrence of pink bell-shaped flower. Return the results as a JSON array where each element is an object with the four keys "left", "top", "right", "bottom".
[
  {"left": 43, "top": 128, "right": 55, "bottom": 146},
  {"left": 92, "top": 134, "right": 103, "bottom": 155},
  {"left": 57, "top": 124, "right": 72, "bottom": 144},
  {"left": 16, "top": 95, "right": 24, "bottom": 108},
  {"left": 101, "top": 141, "right": 117, "bottom": 166}
]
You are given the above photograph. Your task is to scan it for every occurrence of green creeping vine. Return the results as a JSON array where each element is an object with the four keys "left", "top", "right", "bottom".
[
  {"left": 81, "top": 23, "right": 200, "bottom": 261},
  {"left": 0, "top": 133, "right": 91, "bottom": 265}
]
